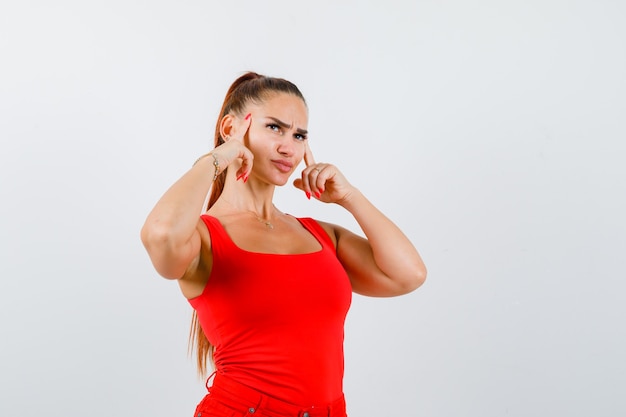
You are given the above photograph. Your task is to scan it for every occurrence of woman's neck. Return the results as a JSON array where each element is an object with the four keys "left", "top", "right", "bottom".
[{"left": 219, "top": 173, "right": 277, "bottom": 220}]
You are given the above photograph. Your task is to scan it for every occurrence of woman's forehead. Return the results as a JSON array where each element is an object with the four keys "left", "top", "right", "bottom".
[{"left": 252, "top": 93, "right": 308, "bottom": 121}]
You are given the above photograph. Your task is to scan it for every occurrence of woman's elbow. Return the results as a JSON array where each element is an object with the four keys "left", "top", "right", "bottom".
[
  {"left": 141, "top": 222, "right": 171, "bottom": 258},
  {"left": 140, "top": 223, "right": 189, "bottom": 280},
  {"left": 414, "top": 265, "right": 428, "bottom": 289},
  {"left": 403, "top": 263, "right": 427, "bottom": 293}
]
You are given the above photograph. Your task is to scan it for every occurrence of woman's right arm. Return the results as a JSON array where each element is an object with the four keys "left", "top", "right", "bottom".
[
  {"left": 140, "top": 131, "right": 253, "bottom": 280},
  {"left": 140, "top": 153, "right": 221, "bottom": 280}
]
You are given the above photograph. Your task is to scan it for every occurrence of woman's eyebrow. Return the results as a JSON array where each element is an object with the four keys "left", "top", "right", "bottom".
[{"left": 267, "top": 116, "right": 308, "bottom": 135}]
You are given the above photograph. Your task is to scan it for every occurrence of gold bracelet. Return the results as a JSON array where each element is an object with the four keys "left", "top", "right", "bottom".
[{"left": 193, "top": 152, "right": 220, "bottom": 181}]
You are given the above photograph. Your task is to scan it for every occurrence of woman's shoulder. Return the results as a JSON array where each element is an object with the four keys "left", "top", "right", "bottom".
[{"left": 294, "top": 217, "right": 340, "bottom": 248}]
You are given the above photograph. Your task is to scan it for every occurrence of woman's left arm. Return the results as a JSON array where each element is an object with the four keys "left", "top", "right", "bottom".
[
  {"left": 294, "top": 145, "right": 426, "bottom": 297},
  {"left": 329, "top": 189, "right": 426, "bottom": 297}
]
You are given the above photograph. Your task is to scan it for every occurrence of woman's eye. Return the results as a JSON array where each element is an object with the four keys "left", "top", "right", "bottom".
[
  {"left": 267, "top": 124, "right": 280, "bottom": 132},
  {"left": 294, "top": 134, "right": 307, "bottom": 141}
]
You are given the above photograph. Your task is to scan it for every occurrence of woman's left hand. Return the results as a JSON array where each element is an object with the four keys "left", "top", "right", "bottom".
[{"left": 293, "top": 142, "right": 356, "bottom": 205}]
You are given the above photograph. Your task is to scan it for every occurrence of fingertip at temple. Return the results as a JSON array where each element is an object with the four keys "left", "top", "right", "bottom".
[{"left": 304, "top": 142, "right": 316, "bottom": 166}]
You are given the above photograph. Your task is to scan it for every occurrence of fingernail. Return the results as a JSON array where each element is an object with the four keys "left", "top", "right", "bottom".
[
  {"left": 243, "top": 175, "right": 249, "bottom": 183},
  {"left": 244, "top": 113, "right": 251, "bottom": 121},
  {"left": 315, "top": 191, "right": 321, "bottom": 198},
  {"left": 306, "top": 191, "right": 311, "bottom": 200},
  {"left": 237, "top": 173, "right": 243, "bottom": 181}
]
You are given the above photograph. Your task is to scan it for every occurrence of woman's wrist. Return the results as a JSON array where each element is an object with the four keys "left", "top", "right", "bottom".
[
  {"left": 337, "top": 187, "right": 365, "bottom": 211},
  {"left": 193, "top": 152, "right": 222, "bottom": 181}
]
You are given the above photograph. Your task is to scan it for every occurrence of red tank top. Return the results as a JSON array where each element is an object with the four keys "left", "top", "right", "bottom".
[{"left": 188, "top": 215, "right": 352, "bottom": 406}]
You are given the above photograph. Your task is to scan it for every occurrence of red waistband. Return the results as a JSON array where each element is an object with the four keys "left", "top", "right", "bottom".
[{"left": 206, "top": 372, "right": 346, "bottom": 417}]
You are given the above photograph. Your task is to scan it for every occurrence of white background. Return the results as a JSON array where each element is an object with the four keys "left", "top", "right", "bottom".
[{"left": 1, "top": 1, "right": 625, "bottom": 416}]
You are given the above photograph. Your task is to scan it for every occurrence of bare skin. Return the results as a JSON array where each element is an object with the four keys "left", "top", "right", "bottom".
[{"left": 141, "top": 92, "right": 426, "bottom": 300}]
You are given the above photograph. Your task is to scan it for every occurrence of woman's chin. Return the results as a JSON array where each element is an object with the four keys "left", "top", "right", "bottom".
[
  {"left": 274, "top": 178, "right": 290, "bottom": 187},
  {"left": 270, "top": 172, "right": 295, "bottom": 187}
]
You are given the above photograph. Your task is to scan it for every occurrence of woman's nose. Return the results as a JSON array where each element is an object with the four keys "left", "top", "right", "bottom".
[{"left": 277, "top": 137, "right": 295, "bottom": 156}]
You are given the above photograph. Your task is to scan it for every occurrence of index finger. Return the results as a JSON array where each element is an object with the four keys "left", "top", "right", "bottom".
[
  {"left": 239, "top": 113, "right": 253, "bottom": 140},
  {"left": 304, "top": 141, "right": 316, "bottom": 166}
]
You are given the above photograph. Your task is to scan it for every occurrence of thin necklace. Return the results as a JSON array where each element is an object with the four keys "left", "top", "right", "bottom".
[
  {"left": 254, "top": 214, "right": 274, "bottom": 229},
  {"left": 221, "top": 198, "right": 275, "bottom": 230}
]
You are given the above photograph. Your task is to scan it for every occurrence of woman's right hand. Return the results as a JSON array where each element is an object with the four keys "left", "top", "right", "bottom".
[{"left": 213, "top": 113, "right": 254, "bottom": 181}]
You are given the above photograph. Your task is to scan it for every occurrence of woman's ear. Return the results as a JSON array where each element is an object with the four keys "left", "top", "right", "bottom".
[{"left": 219, "top": 114, "right": 235, "bottom": 140}]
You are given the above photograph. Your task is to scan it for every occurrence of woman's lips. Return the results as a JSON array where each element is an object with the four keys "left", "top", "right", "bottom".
[{"left": 271, "top": 159, "right": 294, "bottom": 173}]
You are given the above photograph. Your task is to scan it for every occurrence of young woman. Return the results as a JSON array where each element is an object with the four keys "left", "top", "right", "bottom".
[{"left": 141, "top": 72, "right": 426, "bottom": 417}]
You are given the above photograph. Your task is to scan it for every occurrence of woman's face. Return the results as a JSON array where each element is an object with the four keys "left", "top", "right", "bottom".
[{"left": 244, "top": 92, "right": 309, "bottom": 185}]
